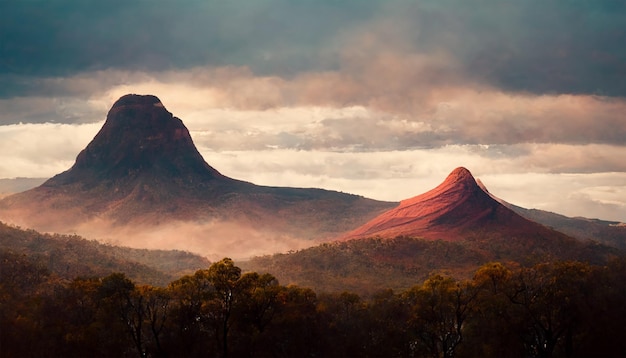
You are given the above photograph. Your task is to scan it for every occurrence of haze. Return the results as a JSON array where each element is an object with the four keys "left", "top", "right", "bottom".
[{"left": 1, "top": 1, "right": 625, "bottom": 222}]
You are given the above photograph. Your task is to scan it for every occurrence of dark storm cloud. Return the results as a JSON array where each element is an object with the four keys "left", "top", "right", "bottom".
[
  {"left": 2, "top": 0, "right": 624, "bottom": 98},
  {"left": 398, "top": 0, "right": 626, "bottom": 96},
  {"left": 0, "top": 0, "right": 378, "bottom": 94}
]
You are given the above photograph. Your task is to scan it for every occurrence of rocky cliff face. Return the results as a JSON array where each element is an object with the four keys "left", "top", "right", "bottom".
[{"left": 46, "top": 94, "right": 225, "bottom": 186}]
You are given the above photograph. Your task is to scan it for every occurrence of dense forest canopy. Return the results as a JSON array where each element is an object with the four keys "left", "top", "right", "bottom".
[{"left": 1, "top": 254, "right": 624, "bottom": 357}]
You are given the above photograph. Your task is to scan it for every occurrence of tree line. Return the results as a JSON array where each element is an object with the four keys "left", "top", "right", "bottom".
[{"left": 1, "top": 252, "right": 624, "bottom": 357}]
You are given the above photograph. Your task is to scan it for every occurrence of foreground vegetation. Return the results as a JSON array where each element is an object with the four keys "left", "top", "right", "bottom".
[{"left": 1, "top": 253, "right": 624, "bottom": 357}]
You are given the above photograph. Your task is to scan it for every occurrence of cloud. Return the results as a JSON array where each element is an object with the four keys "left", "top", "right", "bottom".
[
  {"left": 377, "top": 1, "right": 626, "bottom": 96},
  {"left": 4, "top": 63, "right": 626, "bottom": 150},
  {"left": 76, "top": 218, "right": 321, "bottom": 261},
  {"left": 0, "top": 0, "right": 379, "bottom": 80},
  {"left": 2, "top": 1, "right": 624, "bottom": 97},
  {"left": 0, "top": 122, "right": 101, "bottom": 177},
  {"left": 0, "top": 121, "right": 625, "bottom": 222},
  {"left": 63, "top": 63, "right": 617, "bottom": 148},
  {"left": 1, "top": 0, "right": 625, "bottom": 223},
  {"left": 482, "top": 172, "right": 626, "bottom": 222}
]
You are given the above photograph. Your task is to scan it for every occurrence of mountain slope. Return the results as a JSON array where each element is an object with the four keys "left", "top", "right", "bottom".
[
  {"left": 342, "top": 167, "right": 554, "bottom": 242},
  {"left": 0, "top": 94, "right": 395, "bottom": 258}
]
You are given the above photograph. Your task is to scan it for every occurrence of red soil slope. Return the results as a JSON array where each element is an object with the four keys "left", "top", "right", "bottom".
[{"left": 342, "top": 167, "right": 557, "bottom": 241}]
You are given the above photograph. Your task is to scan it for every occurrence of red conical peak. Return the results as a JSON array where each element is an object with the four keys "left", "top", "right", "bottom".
[
  {"left": 341, "top": 167, "right": 502, "bottom": 240},
  {"left": 437, "top": 167, "right": 479, "bottom": 190},
  {"left": 399, "top": 167, "right": 480, "bottom": 207},
  {"left": 447, "top": 167, "right": 474, "bottom": 182}
]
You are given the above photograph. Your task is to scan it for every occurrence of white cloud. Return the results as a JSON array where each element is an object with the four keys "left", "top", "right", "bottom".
[
  {"left": 482, "top": 172, "right": 626, "bottom": 222},
  {"left": 0, "top": 122, "right": 101, "bottom": 178}
]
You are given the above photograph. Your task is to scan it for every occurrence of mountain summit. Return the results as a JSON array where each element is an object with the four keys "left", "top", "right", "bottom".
[
  {"left": 342, "top": 167, "right": 554, "bottom": 241},
  {"left": 48, "top": 94, "right": 224, "bottom": 186}
]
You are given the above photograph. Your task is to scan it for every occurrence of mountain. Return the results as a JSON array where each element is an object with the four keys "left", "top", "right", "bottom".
[
  {"left": 342, "top": 167, "right": 556, "bottom": 241},
  {"left": 245, "top": 168, "right": 620, "bottom": 294},
  {"left": 0, "top": 94, "right": 395, "bottom": 258}
]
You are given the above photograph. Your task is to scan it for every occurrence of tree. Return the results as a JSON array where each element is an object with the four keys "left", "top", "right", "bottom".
[
  {"left": 168, "top": 268, "right": 214, "bottom": 356},
  {"left": 230, "top": 272, "right": 281, "bottom": 356},
  {"left": 267, "top": 285, "right": 319, "bottom": 357},
  {"left": 206, "top": 258, "right": 241, "bottom": 358},
  {"left": 49, "top": 277, "right": 104, "bottom": 357},
  {"left": 138, "top": 285, "right": 170, "bottom": 357},
  {"left": 506, "top": 261, "right": 591, "bottom": 358},
  {"left": 403, "top": 274, "right": 476, "bottom": 358},
  {"left": 317, "top": 291, "right": 368, "bottom": 357},
  {"left": 365, "top": 289, "right": 412, "bottom": 357},
  {"left": 0, "top": 251, "right": 50, "bottom": 357},
  {"left": 462, "top": 262, "right": 524, "bottom": 357},
  {"left": 98, "top": 273, "right": 144, "bottom": 357}
]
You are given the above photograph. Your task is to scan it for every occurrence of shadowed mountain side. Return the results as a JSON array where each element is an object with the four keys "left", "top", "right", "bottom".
[{"left": 0, "top": 94, "right": 395, "bottom": 258}]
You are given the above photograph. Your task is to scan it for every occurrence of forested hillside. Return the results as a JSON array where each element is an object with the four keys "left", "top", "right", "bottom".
[
  {"left": 243, "top": 235, "right": 618, "bottom": 294},
  {"left": 0, "top": 222, "right": 209, "bottom": 286},
  {"left": 1, "top": 257, "right": 624, "bottom": 357}
]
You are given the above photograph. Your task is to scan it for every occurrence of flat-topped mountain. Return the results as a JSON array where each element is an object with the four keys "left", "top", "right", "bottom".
[
  {"left": 50, "top": 94, "right": 226, "bottom": 185},
  {"left": 0, "top": 94, "right": 395, "bottom": 258}
]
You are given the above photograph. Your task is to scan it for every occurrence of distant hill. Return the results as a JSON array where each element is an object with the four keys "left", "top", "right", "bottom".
[
  {"left": 0, "top": 94, "right": 395, "bottom": 258},
  {"left": 506, "top": 203, "right": 626, "bottom": 250},
  {"left": 470, "top": 177, "right": 626, "bottom": 250},
  {"left": 0, "top": 178, "right": 46, "bottom": 198},
  {"left": 0, "top": 221, "right": 210, "bottom": 286}
]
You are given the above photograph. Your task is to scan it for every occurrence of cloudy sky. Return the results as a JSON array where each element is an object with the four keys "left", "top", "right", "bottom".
[{"left": 1, "top": 0, "right": 625, "bottom": 222}]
